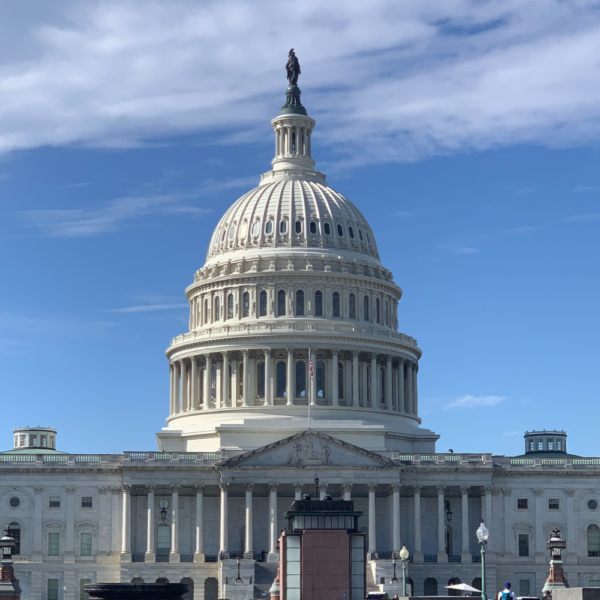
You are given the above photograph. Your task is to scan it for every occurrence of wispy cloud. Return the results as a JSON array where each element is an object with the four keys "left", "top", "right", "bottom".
[
  {"left": 572, "top": 185, "right": 599, "bottom": 193},
  {"left": 110, "top": 303, "right": 188, "bottom": 313},
  {"left": 446, "top": 394, "right": 507, "bottom": 409},
  {"left": 565, "top": 212, "right": 600, "bottom": 223},
  {"left": 504, "top": 226, "right": 539, "bottom": 235},
  {"left": 450, "top": 246, "right": 480, "bottom": 255},
  {"left": 59, "top": 181, "right": 94, "bottom": 189},
  {"left": 502, "top": 430, "right": 520, "bottom": 438}
]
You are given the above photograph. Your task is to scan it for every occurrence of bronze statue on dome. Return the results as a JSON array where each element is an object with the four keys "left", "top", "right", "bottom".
[{"left": 286, "top": 49, "right": 301, "bottom": 86}]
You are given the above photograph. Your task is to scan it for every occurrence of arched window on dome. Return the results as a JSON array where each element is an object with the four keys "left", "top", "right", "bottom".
[
  {"left": 259, "top": 291, "right": 267, "bottom": 317},
  {"left": 296, "top": 361, "right": 306, "bottom": 398},
  {"left": 252, "top": 221, "right": 260, "bottom": 236},
  {"left": 276, "top": 361, "right": 286, "bottom": 398},
  {"left": 265, "top": 221, "right": 273, "bottom": 235},
  {"left": 338, "top": 362, "right": 344, "bottom": 399},
  {"left": 332, "top": 292, "right": 340, "bottom": 318},
  {"left": 310, "top": 222, "right": 317, "bottom": 234},
  {"left": 349, "top": 226, "right": 355, "bottom": 239},
  {"left": 295, "top": 221, "right": 302, "bottom": 234},
  {"left": 588, "top": 525, "right": 600, "bottom": 557},
  {"left": 316, "top": 361, "right": 325, "bottom": 398},
  {"left": 358, "top": 229, "right": 364, "bottom": 241},
  {"left": 376, "top": 298, "right": 381, "bottom": 324},
  {"left": 363, "top": 296, "right": 369, "bottom": 322},
  {"left": 228, "top": 294, "right": 234, "bottom": 320},
  {"left": 277, "top": 290, "right": 286, "bottom": 317},
  {"left": 314, "top": 291, "right": 323, "bottom": 317},
  {"left": 337, "top": 224, "right": 344, "bottom": 237},
  {"left": 296, "top": 290, "right": 305, "bottom": 316},
  {"left": 349, "top": 293, "right": 356, "bottom": 319},
  {"left": 256, "top": 362, "right": 265, "bottom": 399},
  {"left": 214, "top": 297, "right": 220, "bottom": 321},
  {"left": 279, "top": 220, "right": 287, "bottom": 234},
  {"left": 242, "top": 292, "right": 250, "bottom": 318},
  {"left": 323, "top": 223, "right": 331, "bottom": 236}
]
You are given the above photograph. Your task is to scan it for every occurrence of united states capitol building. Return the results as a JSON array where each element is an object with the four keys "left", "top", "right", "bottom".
[{"left": 2, "top": 60, "right": 600, "bottom": 600}]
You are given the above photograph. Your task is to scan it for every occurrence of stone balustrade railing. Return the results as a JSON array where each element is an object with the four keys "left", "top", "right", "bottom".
[{"left": 0, "top": 451, "right": 223, "bottom": 465}]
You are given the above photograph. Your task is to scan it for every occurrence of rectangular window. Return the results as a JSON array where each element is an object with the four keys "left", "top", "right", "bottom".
[
  {"left": 20, "top": 435, "right": 26, "bottom": 446},
  {"left": 31, "top": 435, "right": 38, "bottom": 446},
  {"left": 80, "top": 579, "right": 92, "bottom": 600},
  {"left": 589, "top": 580, "right": 600, "bottom": 588},
  {"left": 48, "top": 579, "right": 59, "bottom": 600},
  {"left": 518, "top": 533, "right": 530, "bottom": 557},
  {"left": 80, "top": 532, "right": 92, "bottom": 556},
  {"left": 549, "top": 498, "right": 560, "bottom": 510},
  {"left": 49, "top": 496, "right": 61, "bottom": 508},
  {"left": 41, "top": 435, "right": 47, "bottom": 447},
  {"left": 557, "top": 441, "right": 563, "bottom": 451},
  {"left": 548, "top": 440, "right": 554, "bottom": 450},
  {"left": 48, "top": 532, "right": 60, "bottom": 556},
  {"left": 537, "top": 441, "right": 544, "bottom": 450},
  {"left": 517, "top": 498, "right": 529, "bottom": 510},
  {"left": 519, "top": 580, "right": 531, "bottom": 597},
  {"left": 81, "top": 496, "right": 93, "bottom": 508}
]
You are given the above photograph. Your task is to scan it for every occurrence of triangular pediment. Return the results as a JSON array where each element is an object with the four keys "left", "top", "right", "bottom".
[{"left": 221, "top": 431, "right": 395, "bottom": 468}]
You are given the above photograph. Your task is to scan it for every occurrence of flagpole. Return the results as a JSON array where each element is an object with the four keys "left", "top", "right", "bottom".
[{"left": 308, "top": 346, "right": 311, "bottom": 430}]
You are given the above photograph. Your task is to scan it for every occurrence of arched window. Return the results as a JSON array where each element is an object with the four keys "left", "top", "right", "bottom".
[
  {"left": 310, "top": 222, "right": 317, "bottom": 234},
  {"left": 157, "top": 524, "right": 170, "bottom": 556},
  {"left": 8, "top": 523, "right": 20, "bottom": 555},
  {"left": 447, "top": 577, "right": 461, "bottom": 597},
  {"left": 424, "top": 578, "right": 438, "bottom": 596},
  {"left": 471, "top": 579, "right": 482, "bottom": 597},
  {"left": 214, "top": 296, "right": 220, "bottom": 321},
  {"left": 349, "top": 226, "right": 355, "bottom": 239},
  {"left": 205, "top": 577, "right": 219, "bottom": 600},
  {"left": 445, "top": 525, "right": 454, "bottom": 556},
  {"left": 332, "top": 292, "right": 340, "bottom": 318},
  {"left": 242, "top": 292, "right": 250, "bottom": 318},
  {"left": 251, "top": 221, "right": 260, "bottom": 236},
  {"left": 279, "top": 220, "right": 287, "bottom": 234},
  {"left": 376, "top": 298, "right": 381, "bottom": 324},
  {"left": 358, "top": 229, "right": 364, "bottom": 241},
  {"left": 588, "top": 525, "right": 600, "bottom": 556},
  {"left": 259, "top": 291, "right": 267, "bottom": 317},
  {"left": 228, "top": 294, "right": 234, "bottom": 319},
  {"left": 314, "top": 291, "right": 323, "bottom": 317},
  {"left": 265, "top": 221, "right": 273, "bottom": 235},
  {"left": 295, "top": 221, "right": 302, "bottom": 234},
  {"left": 211, "top": 365, "right": 217, "bottom": 402},
  {"left": 323, "top": 223, "right": 331, "bottom": 235},
  {"left": 276, "top": 361, "right": 286, "bottom": 397},
  {"left": 181, "top": 577, "right": 194, "bottom": 600},
  {"left": 338, "top": 362, "right": 344, "bottom": 399},
  {"left": 277, "top": 290, "right": 286, "bottom": 316},
  {"left": 349, "top": 293, "right": 356, "bottom": 319},
  {"left": 238, "top": 363, "right": 244, "bottom": 399},
  {"left": 296, "top": 361, "right": 306, "bottom": 398},
  {"left": 257, "top": 362, "right": 265, "bottom": 399},
  {"left": 364, "top": 296, "right": 369, "bottom": 321},
  {"left": 337, "top": 224, "right": 344, "bottom": 237},
  {"left": 316, "top": 361, "right": 325, "bottom": 398},
  {"left": 296, "top": 290, "right": 305, "bottom": 316}
]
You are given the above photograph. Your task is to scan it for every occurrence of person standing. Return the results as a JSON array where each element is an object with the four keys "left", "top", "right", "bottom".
[{"left": 497, "top": 583, "right": 516, "bottom": 600}]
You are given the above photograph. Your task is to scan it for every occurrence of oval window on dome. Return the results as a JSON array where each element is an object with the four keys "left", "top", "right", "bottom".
[
  {"left": 265, "top": 221, "right": 273, "bottom": 235},
  {"left": 252, "top": 221, "right": 260, "bottom": 236},
  {"left": 309, "top": 222, "right": 317, "bottom": 234},
  {"left": 239, "top": 222, "right": 248, "bottom": 239},
  {"left": 349, "top": 226, "right": 355, "bottom": 239},
  {"left": 358, "top": 229, "right": 364, "bottom": 241},
  {"left": 280, "top": 221, "right": 287, "bottom": 234},
  {"left": 337, "top": 224, "right": 344, "bottom": 237},
  {"left": 295, "top": 221, "right": 302, "bottom": 234},
  {"left": 366, "top": 232, "right": 370, "bottom": 243},
  {"left": 228, "top": 226, "right": 236, "bottom": 240},
  {"left": 323, "top": 223, "right": 331, "bottom": 235}
]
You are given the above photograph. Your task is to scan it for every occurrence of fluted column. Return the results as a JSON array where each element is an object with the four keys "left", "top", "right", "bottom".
[
  {"left": 392, "top": 484, "right": 401, "bottom": 553},
  {"left": 194, "top": 485, "right": 205, "bottom": 562},
  {"left": 412, "top": 363, "right": 419, "bottom": 415},
  {"left": 219, "top": 483, "right": 229, "bottom": 559},
  {"left": 405, "top": 362, "right": 413, "bottom": 414},
  {"left": 203, "top": 356, "right": 211, "bottom": 409},
  {"left": 191, "top": 358, "right": 199, "bottom": 410},
  {"left": 344, "top": 484, "right": 352, "bottom": 501},
  {"left": 461, "top": 486, "right": 471, "bottom": 562},
  {"left": 370, "top": 354, "right": 378, "bottom": 407},
  {"left": 180, "top": 361, "right": 188, "bottom": 412},
  {"left": 385, "top": 356, "right": 393, "bottom": 410},
  {"left": 352, "top": 351, "right": 359, "bottom": 407},
  {"left": 437, "top": 485, "right": 448, "bottom": 563},
  {"left": 145, "top": 486, "right": 156, "bottom": 562},
  {"left": 310, "top": 348, "right": 317, "bottom": 405},
  {"left": 265, "top": 350, "right": 273, "bottom": 406},
  {"left": 331, "top": 350, "right": 339, "bottom": 406},
  {"left": 398, "top": 359, "right": 405, "bottom": 412},
  {"left": 268, "top": 484, "right": 279, "bottom": 562},
  {"left": 244, "top": 484, "right": 254, "bottom": 558},
  {"left": 368, "top": 484, "right": 377, "bottom": 559},
  {"left": 241, "top": 350, "right": 249, "bottom": 406},
  {"left": 319, "top": 483, "right": 327, "bottom": 501},
  {"left": 222, "top": 352, "right": 229, "bottom": 408},
  {"left": 413, "top": 486, "right": 423, "bottom": 563},
  {"left": 120, "top": 485, "right": 131, "bottom": 558},
  {"left": 170, "top": 485, "right": 180, "bottom": 562},
  {"left": 286, "top": 349, "right": 294, "bottom": 405}
]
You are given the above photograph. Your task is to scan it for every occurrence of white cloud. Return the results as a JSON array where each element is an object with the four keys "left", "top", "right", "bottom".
[
  {"left": 502, "top": 430, "right": 521, "bottom": 438},
  {"left": 566, "top": 212, "right": 600, "bottom": 223},
  {"left": 451, "top": 246, "right": 480, "bottom": 255},
  {"left": 0, "top": 1, "right": 599, "bottom": 164},
  {"left": 446, "top": 394, "right": 507, "bottom": 409}
]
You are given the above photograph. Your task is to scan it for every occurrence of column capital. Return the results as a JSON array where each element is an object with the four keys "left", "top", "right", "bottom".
[
  {"left": 194, "top": 484, "right": 205, "bottom": 493},
  {"left": 121, "top": 485, "right": 131, "bottom": 494},
  {"left": 268, "top": 483, "right": 279, "bottom": 492},
  {"left": 34, "top": 487, "right": 45, "bottom": 495},
  {"left": 367, "top": 483, "right": 377, "bottom": 492},
  {"left": 293, "top": 483, "right": 303, "bottom": 492},
  {"left": 502, "top": 487, "right": 512, "bottom": 496},
  {"left": 146, "top": 485, "right": 156, "bottom": 493},
  {"left": 483, "top": 486, "right": 494, "bottom": 495},
  {"left": 66, "top": 487, "right": 76, "bottom": 495},
  {"left": 413, "top": 485, "right": 423, "bottom": 494},
  {"left": 533, "top": 488, "right": 544, "bottom": 496},
  {"left": 219, "top": 482, "right": 229, "bottom": 492},
  {"left": 286, "top": 347, "right": 294, "bottom": 356},
  {"left": 343, "top": 483, "right": 353, "bottom": 493},
  {"left": 245, "top": 483, "right": 254, "bottom": 492},
  {"left": 461, "top": 485, "right": 470, "bottom": 494},
  {"left": 170, "top": 484, "right": 180, "bottom": 493},
  {"left": 565, "top": 489, "right": 576, "bottom": 497},
  {"left": 352, "top": 350, "right": 359, "bottom": 357},
  {"left": 242, "top": 349, "right": 249, "bottom": 357},
  {"left": 391, "top": 484, "right": 401, "bottom": 493},
  {"left": 437, "top": 485, "right": 446, "bottom": 494},
  {"left": 222, "top": 350, "right": 229, "bottom": 358}
]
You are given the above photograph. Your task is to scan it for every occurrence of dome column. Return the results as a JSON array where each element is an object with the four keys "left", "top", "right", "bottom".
[
  {"left": 264, "top": 350, "right": 273, "bottom": 406},
  {"left": 242, "top": 350, "right": 250, "bottom": 407},
  {"left": 286, "top": 349, "right": 294, "bottom": 405},
  {"left": 331, "top": 350, "right": 339, "bottom": 406},
  {"left": 180, "top": 360, "right": 188, "bottom": 412},
  {"left": 413, "top": 363, "right": 419, "bottom": 415},
  {"left": 406, "top": 361, "right": 414, "bottom": 414},
  {"left": 370, "top": 354, "right": 378, "bottom": 408},
  {"left": 352, "top": 352, "right": 359, "bottom": 407},
  {"left": 191, "top": 358, "right": 199, "bottom": 411},
  {"left": 203, "top": 356, "right": 211, "bottom": 409},
  {"left": 174, "top": 362, "right": 181, "bottom": 413},
  {"left": 385, "top": 356, "right": 393, "bottom": 411},
  {"left": 398, "top": 359, "right": 405, "bottom": 412},
  {"left": 222, "top": 352, "right": 230, "bottom": 408}
]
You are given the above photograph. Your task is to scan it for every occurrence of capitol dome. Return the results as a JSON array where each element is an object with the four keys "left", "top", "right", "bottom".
[{"left": 160, "top": 67, "right": 438, "bottom": 456}]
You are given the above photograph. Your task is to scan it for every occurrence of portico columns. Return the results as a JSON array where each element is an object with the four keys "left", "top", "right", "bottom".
[
  {"left": 286, "top": 349, "right": 294, "bottom": 405},
  {"left": 392, "top": 484, "right": 401, "bottom": 553},
  {"left": 219, "top": 483, "right": 229, "bottom": 559},
  {"left": 120, "top": 485, "right": 132, "bottom": 560},
  {"left": 242, "top": 350, "right": 249, "bottom": 407},
  {"left": 268, "top": 484, "right": 279, "bottom": 562},
  {"left": 244, "top": 484, "right": 254, "bottom": 558},
  {"left": 437, "top": 485, "right": 448, "bottom": 563},
  {"left": 370, "top": 354, "right": 378, "bottom": 407},
  {"left": 265, "top": 350, "right": 273, "bottom": 406},
  {"left": 203, "top": 356, "right": 211, "bottom": 409},
  {"left": 145, "top": 486, "right": 156, "bottom": 562},
  {"left": 385, "top": 356, "right": 393, "bottom": 410},
  {"left": 344, "top": 484, "right": 352, "bottom": 501},
  {"left": 294, "top": 484, "right": 303, "bottom": 500},
  {"left": 332, "top": 350, "right": 339, "bottom": 406},
  {"left": 398, "top": 359, "right": 405, "bottom": 412},
  {"left": 413, "top": 486, "right": 423, "bottom": 563},
  {"left": 352, "top": 352, "right": 359, "bottom": 407},
  {"left": 222, "top": 352, "right": 229, "bottom": 408},
  {"left": 194, "top": 485, "right": 205, "bottom": 562},
  {"left": 461, "top": 486, "right": 471, "bottom": 562},
  {"left": 170, "top": 485, "right": 180, "bottom": 562},
  {"left": 368, "top": 484, "right": 377, "bottom": 559},
  {"left": 180, "top": 361, "right": 188, "bottom": 412}
]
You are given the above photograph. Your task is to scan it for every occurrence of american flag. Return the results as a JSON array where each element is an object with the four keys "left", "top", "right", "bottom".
[{"left": 309, "top": 355, "right": 314, "bottom": 381}]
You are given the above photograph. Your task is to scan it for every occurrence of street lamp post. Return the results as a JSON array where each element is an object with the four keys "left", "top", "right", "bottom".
[
  {"left": 476, "top": 520, "right": 490, "bottom": 600},
  {"left": 400, "top": 545, "right": 410, "bottom": 597}
]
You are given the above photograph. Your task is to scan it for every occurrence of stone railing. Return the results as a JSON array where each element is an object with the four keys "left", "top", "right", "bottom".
[
  {"left": 389, "top": 453, "right": 492, "bottom": 465},
  {"left": 0, "top": 452, "right": 223, "bottom": 465},
  {"left": 496, "top": 457, "right": 600, "bottom": 468},
  {"left": 170, "top": 321, "right": 418, "bottom": 349}
]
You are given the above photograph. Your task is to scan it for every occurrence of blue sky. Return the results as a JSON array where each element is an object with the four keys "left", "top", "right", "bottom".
[{"left": 1, "top": 0, "right": 600, "bottom": 455}]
